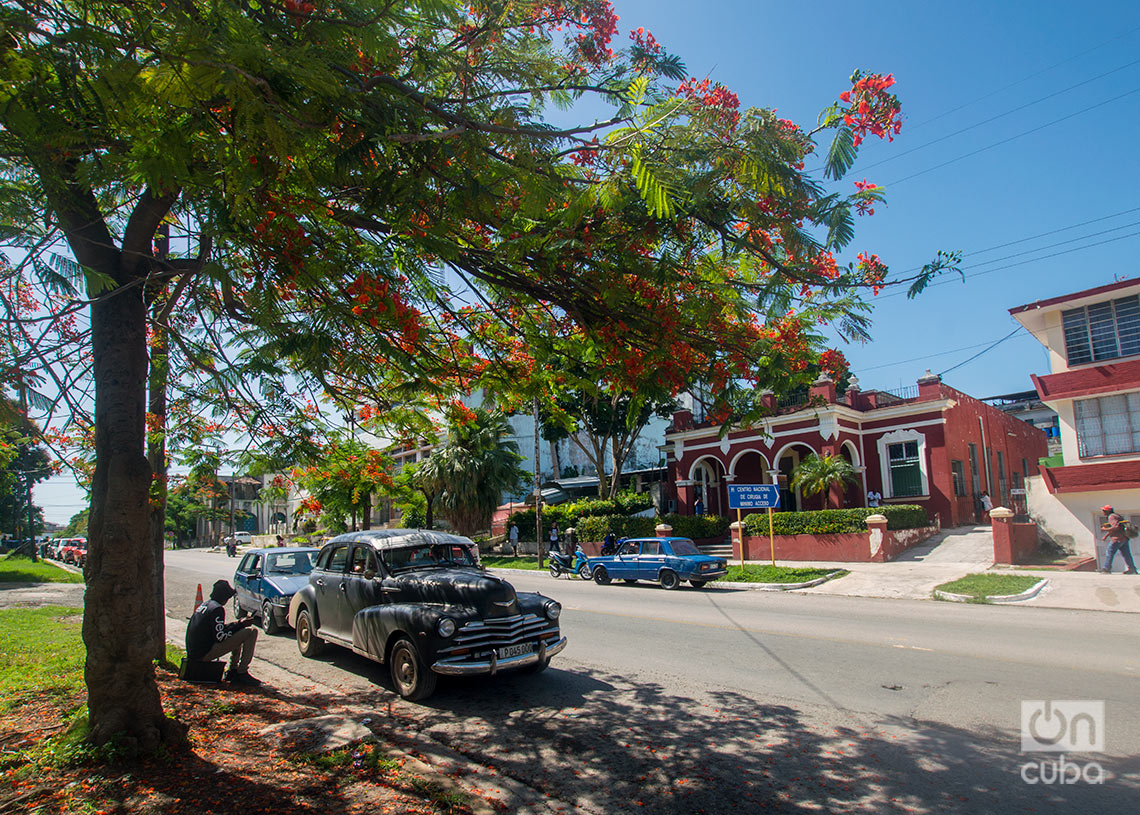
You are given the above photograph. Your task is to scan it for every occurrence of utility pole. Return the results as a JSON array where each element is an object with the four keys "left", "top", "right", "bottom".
[{"left": 534, "top": 397, "right": 544, "bottom": 568}]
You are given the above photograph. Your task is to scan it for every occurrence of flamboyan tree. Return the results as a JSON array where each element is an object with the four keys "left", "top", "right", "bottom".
[{"left": 1, "top": 0, "right": 956, "bottom": 750}]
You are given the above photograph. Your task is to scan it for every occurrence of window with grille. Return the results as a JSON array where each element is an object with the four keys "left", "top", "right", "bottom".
[
  {"left": 997, "top": 451, "right": 1007, "bottom": 502},
  {"left": 951, "top": 460, "right": 967, "bottom": 497},
  {"left": 1074, "top": 393, "right": 1140, "bottom": 457},
  {"left": 1062, "top": 295, "right": 1140, "bottom": 365},
  {"left": 968, "top": 444, "right": 980, "bottom": 495},
  {"left": 888, "top": 441, "right": 923, "bottom": 497}
]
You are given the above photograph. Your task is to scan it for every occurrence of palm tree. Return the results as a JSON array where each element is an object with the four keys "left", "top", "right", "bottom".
[
  {"left": 790, "top": 453, "right": 858, "bottom": 510},
  {"left": 420, "top": 407, "right": 527, "bottom": 536}
]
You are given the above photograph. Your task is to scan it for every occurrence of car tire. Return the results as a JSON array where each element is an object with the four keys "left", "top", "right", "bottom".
[
  {"left": 593, "top": 565, "right": 612, "bottom": 585},
  {"left": 659, "top": 569, "right": 680, "bottom": 590},
  {"left": 548, "top": 563, "right": 561, "bottom": 578},
  {"left": 261, "top": 600, "right": 281, "bottom": 635},
  {"left": 689, "top": 579, "right": 708, "bottom": 589},
  {"left": 233, "top": 598, "right": 245, "bottom": 618},
  {"left": 296, "top": 607, "right": 325, "bottom": 658},
  {"left": 389, "top": 636, "right": 437, "bottom": 701},
  {"left": 577, "top": 563, "right": 592, "bottom": 580}
]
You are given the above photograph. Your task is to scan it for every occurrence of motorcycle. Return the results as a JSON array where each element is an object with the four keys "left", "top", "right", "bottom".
[{"left": 549, "top": 545, "right": 591, "bottom": 580}]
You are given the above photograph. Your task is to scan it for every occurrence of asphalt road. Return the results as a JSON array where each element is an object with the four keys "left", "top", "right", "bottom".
[{"left": 165, "top": 548, "right": 1140, "bottom": 814}]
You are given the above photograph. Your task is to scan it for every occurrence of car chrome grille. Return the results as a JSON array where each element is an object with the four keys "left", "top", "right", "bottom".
[{"left": 445, "top": 613, "right": 557, "bottom": 652}]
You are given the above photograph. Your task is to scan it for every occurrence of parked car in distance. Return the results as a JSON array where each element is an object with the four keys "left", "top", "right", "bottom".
[
  {"left": 587, "top": 537, "right": 727, "bottom": 589},
  {"left": 288, "top": 529, "right": 566, "bottom": 701},
  {"left": 60, "top": 538, "right": 88, "bottom": 568},
  {"left": 47, "top": 539, "right": 68, "bottom": 560},
  {"left": 225, "top": 531, "right": 254, "bottom": 546},
  {"left": 233, "top": 547, "right": 319, "bottom": 634}
]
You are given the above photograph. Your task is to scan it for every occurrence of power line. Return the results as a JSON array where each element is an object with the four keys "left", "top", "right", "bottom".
[
  {"left": 856, "top": 332, "right": 1035, "bottom": 373},
  {"left": 937, "top": 326, "right": 1026, "bottom": 377},
  {"left": 852, "top": 56, "right": 1140, "bottom": 175},
  {"left": 885, "top": 84, "right": 1140, "bottom": 187},
  {"left": 906, "top": 24, "right": 1140, "bottom": 134}
]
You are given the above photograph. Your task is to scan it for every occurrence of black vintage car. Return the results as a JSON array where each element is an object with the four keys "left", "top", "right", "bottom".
[{"left": 288, "top": 529, "right": 567, "bottom": 700}]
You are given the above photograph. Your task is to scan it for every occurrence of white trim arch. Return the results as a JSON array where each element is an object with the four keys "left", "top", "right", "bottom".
[
  {"left": 840, "top": 440, "right": 860, "bottom": 467},
  {"left": 687, "top": 454, "right": 727, "bottom": 482},
  {"left": 728, "top": 448, "right": 771, "bottom": 480},
  {"left": 772, "top": 442, "right": 818, "bottom": 469}
]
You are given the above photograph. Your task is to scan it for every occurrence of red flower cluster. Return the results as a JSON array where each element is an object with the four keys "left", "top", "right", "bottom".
[
  {"left": 852, "top": 179, "right": 880, "bottom": 216},
  {"left": 677, "top": 77, "right": 740, "bottom": 130},
  {"left": 856, "top": 251, "right": 888, "bottom": 295},
  {"left": 818, "top": 348, "right": 850, "bottom": 382},
  {"left": 629, "top": 26, "right": 661, "bottom": 68},
  {"left": 840, "top": 71, "right": 902, "bottom": 147},
  {"left": 573, "top": 0, "right": 619, "bottom": 66}
]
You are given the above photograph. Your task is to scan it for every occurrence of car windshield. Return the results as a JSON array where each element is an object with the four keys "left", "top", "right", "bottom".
[
  {"left": 668, "top": 539, "right": 700, "bottom": 556},
  {"left": 382, "top": 543, "right": 477, "bottom": 573},
  {"left": 266, "top": 552, "right": 314, "bottom": 575}
]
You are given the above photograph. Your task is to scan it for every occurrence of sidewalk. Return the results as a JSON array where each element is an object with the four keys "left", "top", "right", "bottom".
[{"left": 759, "top": 524, "right": 1140, "bottom": 613}]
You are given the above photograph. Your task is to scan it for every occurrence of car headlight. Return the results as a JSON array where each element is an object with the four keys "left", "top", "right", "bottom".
[
  {"left": 437, "top": 617, "right": 456, "bottom": 638},
  {"left": 544, "top": 601, "right": 561, "bottom": 621}
]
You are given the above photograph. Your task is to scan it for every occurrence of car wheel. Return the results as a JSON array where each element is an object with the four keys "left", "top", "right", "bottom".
[
  {"left": 659, "top": 569, "right": 680, "bottom": 590},
  {"left": 389, "top": 636, "right": 437, "bottom": 701},
  {"left": 593, "top": 566, "right": 611, "bottom": 585},
  {"left": 295, "top": 607, "right": 324, "bottom": 658},
  {"left": 689, "top": 579, "right": 708, "bottom": 589},
  {"left": 622, "top": 579, "right": 638, "bottom": 584},
  {"left": 577, "top": 563, "right": 592, "bottom": 580},
  {"left": 261, "top": 600, "right": 281, "bottom": 635},
  {"left": 548, "top": 563, "right": 561, "bottom": 578},
  {"left": 233, "top": 598, "right": 245, "bottom": 618}
]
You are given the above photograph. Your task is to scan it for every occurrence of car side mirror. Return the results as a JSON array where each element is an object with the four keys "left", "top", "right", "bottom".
[{"left": 363, "top": 569, "right": 376, "bottom": 580}]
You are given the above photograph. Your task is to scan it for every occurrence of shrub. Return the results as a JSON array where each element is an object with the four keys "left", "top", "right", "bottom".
[
  {"left": 741, "top": 505, "right": 930, "bottom": 536},
  {"left": 662, "top": 514, "right": 731, "bottom": 540},
  {"left": 577, "top": 515, "right": 657, "bottom": 541},
  {"left": 507, "top": 491, "right": 655, "bottom": 539}
]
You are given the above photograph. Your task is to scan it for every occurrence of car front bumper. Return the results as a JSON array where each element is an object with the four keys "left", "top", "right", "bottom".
[{"left": 432, "top": 635, "right": 567, "bottom": 676}]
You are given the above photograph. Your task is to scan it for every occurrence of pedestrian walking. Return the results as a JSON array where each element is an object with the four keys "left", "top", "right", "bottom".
[
  {"left": 866, "top": 489, "right": 882, "bottom": 508},
  {"left": 1100, "top": 505, "right": 1138, "bottom": 574},
  {"left": 981, "top": 491, "right": 993, "bottom": 521},
  {"left": 508, "top": 523, "right": 519, "bottom": 556},
  {"left": 694, "top": 497, "right": 705, "bottom": 516},
  {"left": 549, "top": 523, "right": 561, "bottom": 554}
]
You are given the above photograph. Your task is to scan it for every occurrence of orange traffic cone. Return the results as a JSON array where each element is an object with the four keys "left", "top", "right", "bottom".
[{"left": 194, "top": 583, "right": 203, "bottom": 611}]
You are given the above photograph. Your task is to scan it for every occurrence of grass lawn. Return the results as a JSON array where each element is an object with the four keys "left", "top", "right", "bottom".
[
  {"left": 935, "top": 573, "right": 1042, "bottom": 599},
  {"left": 481, "top": 555, "right": 544, "bottom": 570},
  {"left": 0, "top": 605, "right": 86, "bottom": 717},
  {"left": 723, "top": 564, "right": 846, "bottom": 584},
  {"left": 0, "top": 554, "right": 84, "bottom": 584}
]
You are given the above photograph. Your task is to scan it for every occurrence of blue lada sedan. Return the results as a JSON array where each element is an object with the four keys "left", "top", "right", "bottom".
[{"left": 587, "top": 536, "right": 727, "bottom": 589}]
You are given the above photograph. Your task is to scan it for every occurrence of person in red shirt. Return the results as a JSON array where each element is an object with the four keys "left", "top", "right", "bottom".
[{"left": 1100, "top": 505, "right": 1138, "bottom": 575}]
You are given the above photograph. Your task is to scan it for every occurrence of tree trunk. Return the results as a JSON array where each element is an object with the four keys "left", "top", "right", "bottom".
[
  {"left": 548, "top": 439, "right": 561, "bottom": 480},
  {"left": 147, "top": 224, "right": 169, "bottom": 663},
  {"left": 83, "top": 270, "right": 183, "bottom": 752}
]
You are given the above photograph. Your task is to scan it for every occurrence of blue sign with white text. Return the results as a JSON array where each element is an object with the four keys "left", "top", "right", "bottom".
[{"left": 727, "top": 484, "right": 781, "bottom": 510}]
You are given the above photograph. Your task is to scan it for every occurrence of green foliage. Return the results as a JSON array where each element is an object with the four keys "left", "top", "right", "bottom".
[
  {"left": 507, "top": 490, "right": 654, "bottom": 538},
  {"left": 741, "top": 505, "right": 930, "bottom": 536},
  {"left": 0, "top": 398, "right": 52, "bottom": 538},
  {"left": 934, "top": 573, "right": 1041, "bottom": 600},
  {"left": 723, "top": 565, "right": 846, "bottom": 584},
  {"left": 661, "top": 513, "right": 731, "bottom": 540},
  {"left": 59, "top": 508, "right": 89, "bottom": 538},
  {"left": 576, "top": 514, "right": 657, "bottom": 541},
  {"left": 480, "top": 556, "right": 542, "bottom": 571},
  {"left": 789, "top": 453, "right": 858, "bottom": 508}
]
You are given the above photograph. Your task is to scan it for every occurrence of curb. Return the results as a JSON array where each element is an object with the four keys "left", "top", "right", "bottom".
[
  {"left": 934, "top": 578, "right": 1049, "bottom": 604},
  {"left": 487, "top": 566, "right": 847, "bottom": 591}
]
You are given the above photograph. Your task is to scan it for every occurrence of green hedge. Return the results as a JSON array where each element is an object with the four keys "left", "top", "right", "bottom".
[
  {"left": 661, "top": 513, "right": 731, "bottom": 540},
  {"left": 576, "top": 514, "right": 657, "bottom": 541},
  {"left": 741, "top": 505, "right": 930, "bottom": 536},
  {"left": 507, "top": 491, "right": 654, "bottom": 539}
]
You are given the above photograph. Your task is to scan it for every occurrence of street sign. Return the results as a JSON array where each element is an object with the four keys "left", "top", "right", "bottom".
[{"left": 727, "top": 484, "right": 781, "bottom": 510}]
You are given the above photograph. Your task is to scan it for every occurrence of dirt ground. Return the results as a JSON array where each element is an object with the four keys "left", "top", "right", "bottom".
[{"left": 0, "top": 664, "right": 484, "bottom": 815}]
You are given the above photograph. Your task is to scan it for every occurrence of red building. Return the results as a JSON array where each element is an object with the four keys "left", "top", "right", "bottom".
[{"left": 665, "top": 371, "right": 1048, "bottom": 528}]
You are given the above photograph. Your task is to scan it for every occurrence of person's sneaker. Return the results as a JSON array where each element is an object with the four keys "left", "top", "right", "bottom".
[
  {"left": 1099, "top": 568, "right": 1112, "bottom": 574},
  {"left": 1125, "top": 569, "right": 1139, "bottom": 575},
  {"left": 224, "top": 669, "right": 262, "bottom": 686}
]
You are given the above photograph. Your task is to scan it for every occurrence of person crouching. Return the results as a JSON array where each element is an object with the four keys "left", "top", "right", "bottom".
[{"left": 186, "top": 579, "right": 262, "bottom": 685}]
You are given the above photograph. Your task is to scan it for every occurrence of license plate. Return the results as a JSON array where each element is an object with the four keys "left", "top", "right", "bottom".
[{"left": 497, "top": 642, "right": 533, "bottom": 659}]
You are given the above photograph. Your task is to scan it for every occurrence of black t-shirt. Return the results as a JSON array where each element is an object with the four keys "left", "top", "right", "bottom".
[{"left": 185, "top": 599, "right": 231, "bottom": 660}]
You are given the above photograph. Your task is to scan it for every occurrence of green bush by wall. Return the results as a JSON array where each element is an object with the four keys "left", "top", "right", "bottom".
[
  {"left": 661, "top": 514, "right": 731, "bottom": 540},
  {"left": 506, "top": 490, "right": 654, "bottom": 539},
  {"left": 577, "top": 514, "right": 658, "bottom": 541},
  {"left": 741, "top": 505, "right": 930, "bottom": 536}
]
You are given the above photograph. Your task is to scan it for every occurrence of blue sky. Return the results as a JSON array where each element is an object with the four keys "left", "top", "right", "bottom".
[
  {"left": 607, "top": 0, "right": 1140, "bottom": 396},
  {"left": 33, "top": 2, "right": 1140, "bottom": 523}
]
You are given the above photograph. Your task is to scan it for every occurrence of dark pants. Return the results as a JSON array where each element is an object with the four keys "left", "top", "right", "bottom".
[{"left": 1104, "top": 539, "right": 1137, "bottom": 572}]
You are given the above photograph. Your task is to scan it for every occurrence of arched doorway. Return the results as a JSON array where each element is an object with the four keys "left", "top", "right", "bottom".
[
  {"left": 772, "top": 443, "right": 818, "bottom": 512},
  {"left": 689, "top": 456, "right": 729, "bottom": 517},
  {"left": 840, "top": 441, "right": 862, "bottom": 508}
]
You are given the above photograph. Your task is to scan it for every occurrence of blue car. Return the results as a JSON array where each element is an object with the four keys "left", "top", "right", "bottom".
[
  {"left": 587, "top": 537, "right": 728, "bottom": 590},
  {"left": 234, "top": 547, "right": 319, "bottom": 634}
]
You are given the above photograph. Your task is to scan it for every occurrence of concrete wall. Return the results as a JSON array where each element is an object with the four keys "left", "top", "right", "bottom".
[{"left": 1025, "top": 474, "right": 1098, "bottom": 556}]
